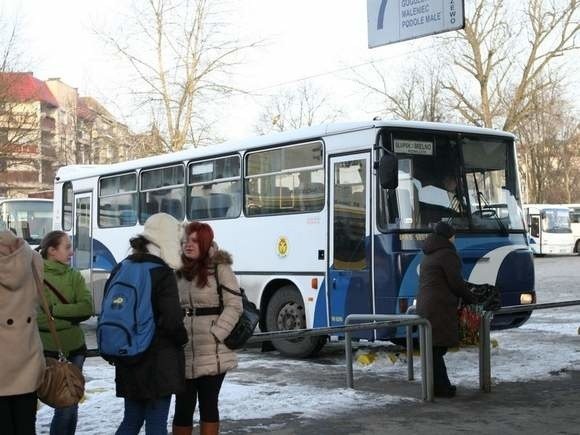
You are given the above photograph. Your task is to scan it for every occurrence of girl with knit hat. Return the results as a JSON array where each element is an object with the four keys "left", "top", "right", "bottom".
[{"left": 112, "top": 213, "right": 188, "bottom": 435}]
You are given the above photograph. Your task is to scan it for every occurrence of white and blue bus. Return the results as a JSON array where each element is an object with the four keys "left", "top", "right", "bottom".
[
  {"left": 563, "top": 204, "right": 580, "bottom": 254},
  {"left": 523, "top": 204, "right": 575, "bottom": 255},
  {"left": 53, "top": 121, "right": 535, "bottom": 356},
  {"left": 0, "top": 197, "right": 53, "bottom": 249}
]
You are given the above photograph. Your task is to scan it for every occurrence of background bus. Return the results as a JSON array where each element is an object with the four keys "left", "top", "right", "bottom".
[
  {"left": 53, "top": 121, "right": 535, "bottom": 357},
  {"left": 0, "top": 198, "right": 53, "bottom": 249},
  {"left": 563, "top": 204, "right": 580, "bottom": 254},
  {"left": 523, "top": 204, "right": 574, "bottom": 255}
]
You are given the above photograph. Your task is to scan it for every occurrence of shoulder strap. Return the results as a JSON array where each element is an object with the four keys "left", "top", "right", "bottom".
[
  {"left": 43, "top": 279, "right": 69, "bottom": 304},
  {"left": 215, "top": 265, "right": 224, "bottom": 312},
  {"left": 214, "top": 265, "right": 242, "bottom": 312},
  {"left": 32, "top": 262, "right": 66, "bottom": 359}
]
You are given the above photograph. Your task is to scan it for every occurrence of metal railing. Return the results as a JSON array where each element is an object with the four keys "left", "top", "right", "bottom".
[
  {"left": 87, "top": 317, "right": 435, "bottom": 400},
  {"left": 479, "top": 299, "right": 580, "bottom": 392},
  {"left": 344, "top": 314, "right": 433, "bottom": 401}
]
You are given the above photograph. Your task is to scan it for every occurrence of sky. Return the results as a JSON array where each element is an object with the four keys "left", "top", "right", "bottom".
[
  {"left": 1, "top": 0, "right": 432, "bottom": 141},
  {"left": 3, "top": 1, "right": 579, "bottom": 142}
]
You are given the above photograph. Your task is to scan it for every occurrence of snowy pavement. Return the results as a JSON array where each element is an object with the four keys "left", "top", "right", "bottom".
[{"left": 36, "top": 255, "right": 580, "bottom": 434}]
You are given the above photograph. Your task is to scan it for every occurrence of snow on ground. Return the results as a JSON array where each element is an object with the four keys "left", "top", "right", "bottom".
[{"left": 36, "top": 308, "right": 580, "bottom": 434}]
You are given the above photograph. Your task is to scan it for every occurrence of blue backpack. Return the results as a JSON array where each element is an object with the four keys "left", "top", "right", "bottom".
[{"left": 97, "top": 259, "right": 161, "bottom": 363}]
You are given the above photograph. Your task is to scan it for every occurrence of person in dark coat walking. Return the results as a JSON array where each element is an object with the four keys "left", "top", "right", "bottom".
[
  {"left": 112, "top": 213, "right": 188, "bottom": 434},
  {"left": 416, "top": 221, "right": 475, "bottom": 398}
]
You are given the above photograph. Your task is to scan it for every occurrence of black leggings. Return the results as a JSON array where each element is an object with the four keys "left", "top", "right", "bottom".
[
  {"left": 433, "top": 346, "right": 451, "bottom": 388},
  {"left": 173, "top": 373, "right": 226, "bottom": 425},
  {"left": 0, "top": 392, "right": 38, "bottom": 435}
]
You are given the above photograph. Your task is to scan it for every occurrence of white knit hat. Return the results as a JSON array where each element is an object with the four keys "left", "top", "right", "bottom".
[{"left": 140, "top": 213, "right": 182, "bottom": 270}]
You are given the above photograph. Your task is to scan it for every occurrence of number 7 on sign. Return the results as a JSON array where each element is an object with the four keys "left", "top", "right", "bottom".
[{"left": 377, "top": 0, "right": 389, "bottom": 30}]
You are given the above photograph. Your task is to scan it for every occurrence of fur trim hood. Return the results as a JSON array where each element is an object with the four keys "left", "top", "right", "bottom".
[
  {"left": 210, "top": 248, "right": 233, "bottom": 266},
  {"left": 0, "top": 231, "right": 33, "bottom": 291}
]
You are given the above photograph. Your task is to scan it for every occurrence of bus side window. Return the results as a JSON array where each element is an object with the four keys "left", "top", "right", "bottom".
[
  {"left": 118, "top": 205, "right": 137, "bottom": 226},
  {"left": 142, "top": 201, "right": 159, "bottom": 222},
  {"left": 161, "top": 198, "right": 184, "bottom": 220},
  {"left": 530, "top": 216, "right": 540, "bottom": 238},
  {"left": 209, "top": 193, "right": 231, "bottom": 218},
  {"left": 190, "top": 196, "right": 209, "bottom": 219}
]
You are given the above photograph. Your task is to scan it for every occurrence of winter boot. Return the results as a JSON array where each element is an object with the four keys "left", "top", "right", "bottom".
[
  {"left": 200, "top": 421, "right": 219, "bottom": 435},
  {"left": 172, "top": 424, "right": 193, "bottom": 435}
]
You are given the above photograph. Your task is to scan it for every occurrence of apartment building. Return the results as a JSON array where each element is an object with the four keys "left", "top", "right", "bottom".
[{"left": 0, "top": 73, "right": 132, "bottom": 198}]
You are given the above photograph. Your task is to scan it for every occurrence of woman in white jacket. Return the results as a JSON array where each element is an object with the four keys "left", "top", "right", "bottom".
[
  {"left": 0, "top": 230, "right": 45, "bottom": 435},
  {"left": 172, "top": 222, "right": 242, "bottom": 435}
]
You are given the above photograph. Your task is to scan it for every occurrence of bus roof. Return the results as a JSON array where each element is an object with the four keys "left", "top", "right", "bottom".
[
  {"left": 0, "top": 198, "right": 53, "bottom": 203},
  {"left": 55, "top": 120, "right": 515, "bottom": 182}
]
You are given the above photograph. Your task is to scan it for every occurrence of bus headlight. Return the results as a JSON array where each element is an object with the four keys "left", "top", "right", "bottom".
[{"left": 520, "top": 293, "right": 534, "bottom": 305}]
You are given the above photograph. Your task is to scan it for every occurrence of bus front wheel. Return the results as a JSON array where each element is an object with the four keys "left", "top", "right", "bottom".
[{"left": 265, "top": 285, "right": 326, "bottom": 358}]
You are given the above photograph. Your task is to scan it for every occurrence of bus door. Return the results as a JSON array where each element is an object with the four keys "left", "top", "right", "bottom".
[
  {"left": 530, "top": 214, "right": 541, "bottom": 252},
  {"left": 72, "top": 192, "right": 93, "bottom": 293},
  {"left": 328, "top": 153, "right": 372, "bottom": 337}
]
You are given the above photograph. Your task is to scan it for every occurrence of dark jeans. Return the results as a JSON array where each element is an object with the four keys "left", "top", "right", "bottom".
[
  {"left": 173, "top": 373, "right": 226, "bottom": 425},
  {"left": 50, "top": 353, "right": 85, "bottom": 435},
  {"left": 0, "top": 392, "right": 38, "bottom": 435},
  {"left": 116, "top": 396, "right": 172, "bottom": 435},
  {"left": 433, "top": 346, "right": 452, "bottom": 389}
]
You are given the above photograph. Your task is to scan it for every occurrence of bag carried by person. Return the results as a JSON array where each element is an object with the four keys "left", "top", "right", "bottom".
[
  {"left": 458, "top": 304, "right": 483, "bottom": 346},
  {"left": 32, "top": 266, "right": 85, "bottom": 408},
  {"left": 215, "top": 267, "right": 260, "bottom": 350},
  {"left": 468, "top": 283, "right": 501, "bottom": 311},
  {"left": 97, "top": 259, "right": 161, "bottom": 363},
  {"left": 458, "top": 283, "right": 501, "bottom": 346}
]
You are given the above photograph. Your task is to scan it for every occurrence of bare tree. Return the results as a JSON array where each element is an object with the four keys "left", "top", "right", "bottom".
[
  {"left": 444, "top": 0, "right": 580, "bottom": 131},
  {"left": 100, "top": 0, "right": 256, "bottom": 152},
  {"left": 352, "top": 59, "right": 447, "bottom": 122},
  {"left": 517, "top": 81, "right": 579, "bottom": 203},
  {"left": 557, "top": 123, "right": 580, "bottom": 203},
  {"left": 0, "top": 13, "right": 43, "bottom": 195},
  {"left": 255, "top": 82, "right": 342, "bottom": 135}
]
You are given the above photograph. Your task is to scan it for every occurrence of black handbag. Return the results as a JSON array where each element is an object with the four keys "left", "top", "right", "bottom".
[
  {"left": 215, "top": 268, "right": 260, "bottom": 350},
  {"left": 466, "top": 282, "right": 501, "bottom": 311}
]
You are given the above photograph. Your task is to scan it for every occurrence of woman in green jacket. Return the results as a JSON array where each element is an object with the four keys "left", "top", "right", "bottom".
[{"left": 38, "top": 230, "right": 94, "bottom": 435}]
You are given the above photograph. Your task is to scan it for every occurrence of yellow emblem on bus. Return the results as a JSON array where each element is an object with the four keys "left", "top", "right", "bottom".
[{"left": 277, "top": 236, "right": 289, "bottom": 257}]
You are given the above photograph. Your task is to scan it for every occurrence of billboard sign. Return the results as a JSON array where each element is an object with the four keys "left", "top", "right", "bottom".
[{"left": 367, "top": 0, "right": 465, "bottom": 48}]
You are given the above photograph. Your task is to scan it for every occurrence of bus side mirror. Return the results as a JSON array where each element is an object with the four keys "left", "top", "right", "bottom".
[{"left": 379, "top": 152, "right": 398, "bottom": 190}]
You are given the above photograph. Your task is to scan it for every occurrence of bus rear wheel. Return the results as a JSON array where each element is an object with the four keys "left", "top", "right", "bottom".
[{"left": 265, "top": 285, "right": 326, "bottom": 358}]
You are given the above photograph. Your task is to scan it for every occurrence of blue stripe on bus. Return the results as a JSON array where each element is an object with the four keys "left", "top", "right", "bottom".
[
  {"left": 92, "top": 239, "right": 117, "bottom": 272},
  {"left": 313, "top": 278, "right": 327, "bottom": 328}
]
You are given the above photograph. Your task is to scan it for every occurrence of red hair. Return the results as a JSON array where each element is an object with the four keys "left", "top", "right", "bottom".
[{"left": 180, "top": 221, "right": 214, "bottom": 287}]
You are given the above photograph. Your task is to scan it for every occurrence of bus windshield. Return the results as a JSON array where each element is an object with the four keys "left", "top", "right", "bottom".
[
  {"left": 0, "top": 200, "right": 53, "bottom": 246},
  {"left": 542, "top": 209, "right": 572, "bottom": 233},
  {"left": 381, "top": 131, "right": 525, "bottom": 232}
]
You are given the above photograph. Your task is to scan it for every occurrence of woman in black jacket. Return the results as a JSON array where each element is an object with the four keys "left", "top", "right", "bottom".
[
  {"left": 416, "top": 221, "right": 475, "bottom": 398},
  {"left": 112, "top": 213, "right": 188, "bottom": 435}
]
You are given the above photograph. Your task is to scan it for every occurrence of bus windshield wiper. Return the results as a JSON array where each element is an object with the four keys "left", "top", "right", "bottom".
[{"left": 471, "top": 174, "right": 508, "bottom": 235}]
